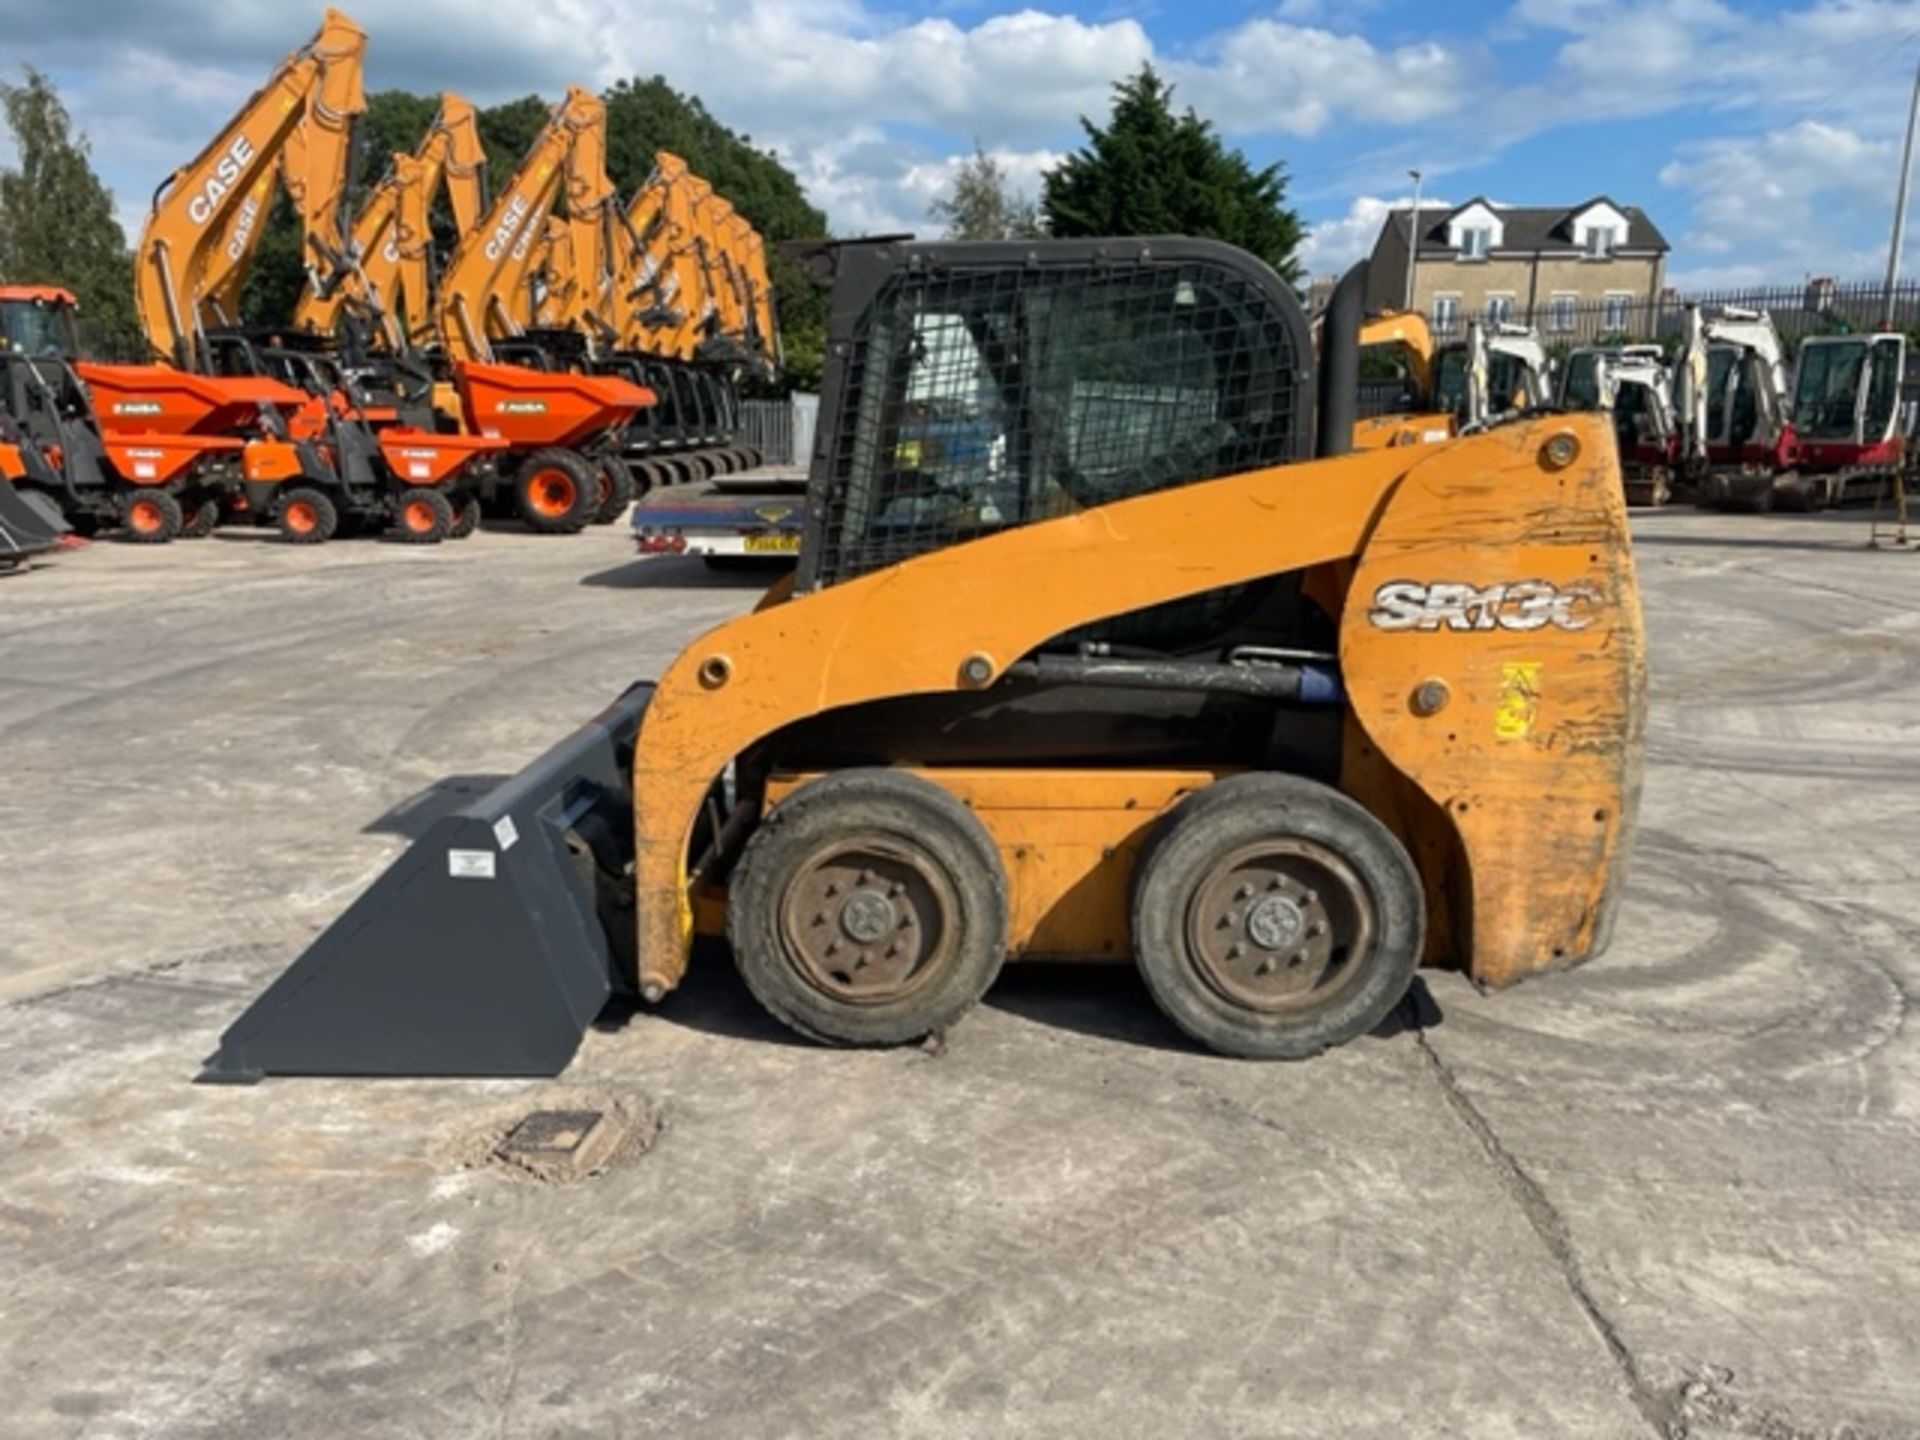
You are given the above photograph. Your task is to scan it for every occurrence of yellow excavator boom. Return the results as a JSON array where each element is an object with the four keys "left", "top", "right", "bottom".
[
  {"left": 134, "top": 7, "right": 367, "bottom": 366},
  {"left": 293, "top": 92, "right": 486, "bottom": 347},
  {"left": 434, "top": 86, "right": 603, "bottom": 363}
]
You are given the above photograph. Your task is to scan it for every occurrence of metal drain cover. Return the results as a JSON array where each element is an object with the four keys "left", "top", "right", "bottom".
[{"left": 494, "top": 1108, "right": 622, "bottom": 1180}]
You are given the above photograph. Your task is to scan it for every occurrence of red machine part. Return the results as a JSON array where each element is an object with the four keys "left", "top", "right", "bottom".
[
  {"left": 75, "top": 362, "right": 307, "bottom": 439},
  {"left": 374, "top": 427, "right": 510, "bottom": 484},
  {"left": 99, "top": 434, "right": 244, "bottom": 486},
  {"left": 452, "top": 360, "right": 652, "bottom": 451}
]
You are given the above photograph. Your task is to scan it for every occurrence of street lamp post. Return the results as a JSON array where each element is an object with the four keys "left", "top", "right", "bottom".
[
  {"left": 1883, "top": 59, "right": 1920, "bottom": 328},
  {"left": 1404, "top": 169, "right": 1424, "bottom": 312}
]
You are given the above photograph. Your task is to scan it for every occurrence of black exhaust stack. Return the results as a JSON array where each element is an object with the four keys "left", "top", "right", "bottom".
[
  {"left": 200, "top": 685, "right": 652, "bottom": 1081},
  {"left": 1316, "top": 260, "right": 1367, "bottom": 459}
]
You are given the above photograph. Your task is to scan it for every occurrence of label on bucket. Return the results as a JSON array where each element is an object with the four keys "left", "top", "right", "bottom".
[
  {"left": 494, "top": 815, "right": 519, "bottom": 851},
  {"left": 448, "top": 848, "right": 497, "bottom": 879}
]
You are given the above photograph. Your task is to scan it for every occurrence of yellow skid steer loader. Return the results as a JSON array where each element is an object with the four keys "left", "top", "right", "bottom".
[{"left": 204, "top": 243, "right": 1645, "bottom": 1079}]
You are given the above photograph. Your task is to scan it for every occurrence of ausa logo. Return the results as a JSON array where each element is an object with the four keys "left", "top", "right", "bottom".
[
  {"left": 113, "top": 401, "right": 164, "bottom": 416},
  {"left": 754, "top": 505, "right": 794, "bottom": 524},
  {"left": 1368, "top": 580, "right": 1599, "bottom": 633},
  {"left": 496, "top": 400, "right": 548, "bottom": 414},
  {"left": 187, "top": 135, "right": 257, "bottom": 225}
]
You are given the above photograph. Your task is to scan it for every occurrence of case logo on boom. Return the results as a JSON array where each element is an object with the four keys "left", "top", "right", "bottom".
[
  {"left": 224, "top": 195, "right": 261, "bottom": 262},
  {"left": 187, "top": 136, "right": 257, "bottom": 225},
  {"left": 483, "top": 194, "right": 531, "bottom": 262},
  {"left": 1368, "top": 580, "right": 1599, "bottom": 633}
]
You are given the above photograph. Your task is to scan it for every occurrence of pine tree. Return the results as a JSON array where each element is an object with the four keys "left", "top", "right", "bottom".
[
  {"left": 1042, "top": 66, "right": 1304, "bottom": 283},
  {"left": 929, "top": 144, "right": 1043, "bottom": 241},
  {"left": 0, "top": 69, "right": 141, "bottom": 355}
]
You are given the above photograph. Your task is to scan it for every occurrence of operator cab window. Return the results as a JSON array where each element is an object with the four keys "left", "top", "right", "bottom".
[{"left": 809, "top": 251, "right": 1308, "bottom": 588}]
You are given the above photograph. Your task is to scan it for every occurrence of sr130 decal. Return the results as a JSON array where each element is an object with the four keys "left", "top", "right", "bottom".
[{"left": 1368, "top": 580, "right": 1598, "bottom": 633}]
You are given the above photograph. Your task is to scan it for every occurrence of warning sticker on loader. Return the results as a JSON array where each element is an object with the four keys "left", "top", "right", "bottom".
[
  {"left": 1367, "top": 580, "right": 1598, "bottom": 633},
  {"left": 448, "top": 849, "right": 496, "bottom": 880},
  {"left": 1494, "top": 662, "right": 1542, "bottom": 741},
  {"left": 493, "top": 815, "right": 519, "bottom": 852}
]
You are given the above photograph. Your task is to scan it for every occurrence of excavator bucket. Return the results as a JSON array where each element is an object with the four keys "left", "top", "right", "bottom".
[{"left": 200, "top": 685, "right": 651, "bottom": 1081}]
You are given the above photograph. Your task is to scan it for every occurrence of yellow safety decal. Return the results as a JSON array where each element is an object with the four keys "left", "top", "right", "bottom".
[{"left": 1495, "top": 662, "right": 1542, "bottom": 742}]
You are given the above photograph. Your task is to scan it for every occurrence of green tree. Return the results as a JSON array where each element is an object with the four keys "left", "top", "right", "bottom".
[
  {"left": 1042, "top": 66, "right": 1304, "bottom": 283},
  {"left": 929, "top": 144, "right": 1043, "bottom": 241},
  {"left": 0, "top": 68, "right": 140, "bottom": 356},
  {"left": 601, "top": 77, "right": 829, "bottom": 390},
  {"left": 475, "top": 95, "right": 550, "bottom": 184}
]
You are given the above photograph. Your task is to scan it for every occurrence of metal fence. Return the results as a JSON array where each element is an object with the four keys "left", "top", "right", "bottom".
[
  {"left": 1424, "top": 278, "right": 1920, "bottom": 351},
  {"left": 738, "top": 393, "right": 818, "bottom": 466}
]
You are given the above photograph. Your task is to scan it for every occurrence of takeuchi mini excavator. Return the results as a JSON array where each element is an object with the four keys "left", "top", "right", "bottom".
[
  {"left": 1558, "top": 343, "right": 1689, "bottom": 507},
  {"left": 1689, "top": 306, "right": 1803, "bottom": 511},
  {"left": 204, "top": 244, "right": 1647, "bottom": 1081},
  {"left": 1432, "top": 321, "right": 1551, "bottom": 428},
  {"left": 1786, "top": 331, "right": 1910, "bottom": 507}
]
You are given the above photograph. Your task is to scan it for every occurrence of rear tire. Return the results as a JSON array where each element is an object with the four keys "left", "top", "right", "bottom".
[
  {"left": 391, "top": 487, "right": 453, "bottom": 544},
  {"left": 1131, "top": 773, "right": 1423, "bottom": 1060},
  {"left": 592, "top": 457, "right": 637, "bottom": 525},
  {"left": 448, "top": 493, "right": 482, "bottom": 540},
  {"left": 727, "top": 769, "right": 1008, "bottom": 1046},
  {"left": 120, "top": 489, "right": 182, "bottom": 544},
  {"left": 513, "top": 448, "right": 597, "bottom": 533},
  {"left": 276, "top": 486, "right": 337, "bottom": 545},
  {"left": 179, "top": 495, "right": 221, "bottom": 539}
]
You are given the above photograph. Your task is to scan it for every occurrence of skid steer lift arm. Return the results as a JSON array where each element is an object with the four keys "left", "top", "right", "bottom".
[{"left": 205, "top": 243, "right": 1645, "bottom": 1081}]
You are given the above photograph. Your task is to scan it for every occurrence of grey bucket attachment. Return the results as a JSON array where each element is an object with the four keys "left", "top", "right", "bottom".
[
  {"left": 201, "top": 684, "right": 653, "bottom": 1082},
  {"left": 0, "top": 483, "right": 65, "bottom": 564}
]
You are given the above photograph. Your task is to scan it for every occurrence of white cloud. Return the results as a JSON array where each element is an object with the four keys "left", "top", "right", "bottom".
[
  {"left": 1298, "top": 193, "right": 1450, "bottom": 277},
  {"left": 5, "top": 0, "right": 1478, "bottom": 242},
  {"left": 1660, "top": 120, "right": 1898, "bottom": 279},
  {"left": 1173, "top": 21, "right": 1470, "bottom": 137}
]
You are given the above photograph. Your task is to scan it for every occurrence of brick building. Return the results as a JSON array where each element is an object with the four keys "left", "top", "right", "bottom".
[{"left": 1365, "top": 197, "right": 1669, "bottom": 336}]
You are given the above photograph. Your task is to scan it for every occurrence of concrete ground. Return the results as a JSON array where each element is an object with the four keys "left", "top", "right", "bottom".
[{"left": 1, "top": 510, "right": 1916, "bottom": 1440}]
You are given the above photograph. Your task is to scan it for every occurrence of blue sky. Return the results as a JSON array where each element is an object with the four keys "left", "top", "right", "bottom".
[{"left": 6, "top": 0, "right": 1920, "bottom": 287}]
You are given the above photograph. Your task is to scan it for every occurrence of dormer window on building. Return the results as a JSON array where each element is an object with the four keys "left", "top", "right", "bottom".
[
  {"left": 1570, "top": 201, "right": 1630, "bottom": 260},
  {"left": 1445, "top": 201, "right": 1504, "bottom": 261}
]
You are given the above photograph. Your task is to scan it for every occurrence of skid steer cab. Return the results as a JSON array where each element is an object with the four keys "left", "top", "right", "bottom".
[{"left": 205, "top": 241, "right": 1647, "bottom": 1081}]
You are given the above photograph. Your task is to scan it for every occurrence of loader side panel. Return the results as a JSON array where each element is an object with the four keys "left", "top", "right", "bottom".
[{"left": 1338, "top": 422, "right": 1645, "bottom": 986}]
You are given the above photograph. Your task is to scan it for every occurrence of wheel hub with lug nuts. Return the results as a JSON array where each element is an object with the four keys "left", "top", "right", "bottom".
[
  {"left": 1185, "top": 838, "right": 1374, "bottom": 1013},
  {"left": 780, "top": 837, "right": 955, "bottom": 1004},
  {"left": 1245, "top": 893, "right": 1307, "bottom": 952},
  {"left": 839, "top": 887, "right": 897, "bottom": 944}
]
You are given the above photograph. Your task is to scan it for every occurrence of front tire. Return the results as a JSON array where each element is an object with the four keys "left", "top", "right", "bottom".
[
  {"left": 391, "top": 487, "right": 453, "bottom": 544},
  {"left": 276, "top": 486, "right": 338, "bottom": 544},
  {"left": 727, "top": 769, "right": 1009, "bottom": 1046},
  {"left": 120, "top": 489, "right": 182, "bottom": 543},
  {"left": 1131, "top": 773, "right": 1424, "bottom": 1060},
  {"left": 513, "top": 448, "right": 597, "bottom": 533}
]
